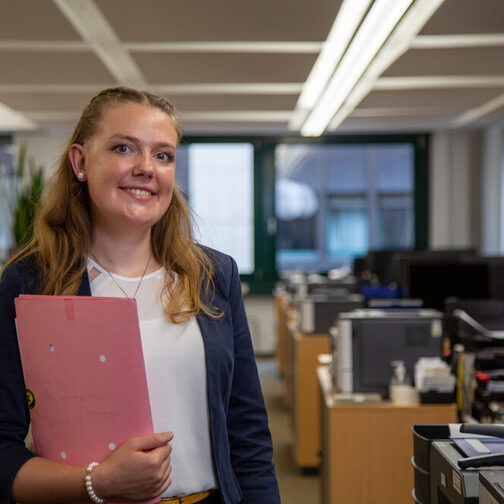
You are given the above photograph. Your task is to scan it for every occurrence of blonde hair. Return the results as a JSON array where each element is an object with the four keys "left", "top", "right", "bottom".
[{"left": 6, "top": 86, "right": 219, "bottom": 323}]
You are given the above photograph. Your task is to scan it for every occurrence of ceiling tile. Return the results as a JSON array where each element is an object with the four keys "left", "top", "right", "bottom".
[
  {"left": 0, "top": 53, "right": 116, "bottom": 84},
  {"left": 360, "top": 88, "right": 504, "bottom": 108},
  {"left": 95, "top": 0, "right": 341, "bottom": 42},
  {"left": 339, "top": 116, "right": 449, "bottom": 132},
  {"left": 0, "top": 93, "right": 95, "bottom": 113},
  {"left": 471, "top": 102, "right": 504, "bottom": 126},
  {"left": 0, "top": 0, "right": 81, "bottom": 40},
  {"left": 383, "top": 47, "right": 504, "bottom": 77},
  {"left": 181, "top": 122, "right": 289, "bottom": 135},
  {"left": 132, "top": 53, "right": 316, "bottom": 83},
  {"left": 420, "top": 0, "right": 504, "bottom": 35},
  {"left": 163, "top": 94, "right": 299, "bottom": 112}
]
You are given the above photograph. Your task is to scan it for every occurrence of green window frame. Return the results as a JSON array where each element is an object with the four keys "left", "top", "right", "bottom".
[{"left": 182, "top": 134, "right": 429, "bottom": 294}]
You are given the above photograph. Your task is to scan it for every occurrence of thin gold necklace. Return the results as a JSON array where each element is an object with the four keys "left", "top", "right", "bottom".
[{"left": 90, "top": 252, "right": 153, "bottom": 299}]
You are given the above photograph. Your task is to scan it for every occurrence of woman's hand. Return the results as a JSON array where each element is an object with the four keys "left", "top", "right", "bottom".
[{"left": 92, "top": 431, "right": 174, "bottom": 500}]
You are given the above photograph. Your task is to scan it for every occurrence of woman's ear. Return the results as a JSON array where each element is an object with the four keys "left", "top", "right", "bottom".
[{"left": 68, "top": 143, "right": 87, "bottom": 181}]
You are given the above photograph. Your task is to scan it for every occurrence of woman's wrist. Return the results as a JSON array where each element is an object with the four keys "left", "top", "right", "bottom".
[{"left": 85, "top": 462, "right": 108, "bottom": 503}]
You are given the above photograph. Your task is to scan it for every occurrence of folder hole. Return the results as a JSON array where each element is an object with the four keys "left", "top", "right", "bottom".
[
  {"left": 99, "top": 355, "right": 106, "bottom": 362},
  {"left": 49, "top": 344, "right": 55, "bottom": 352},
  {"left": 61, "top": 451, "right": 67, "bottom": 459},
  {"left": 108, "top": 442, "right": 116, "bottom": 450}
]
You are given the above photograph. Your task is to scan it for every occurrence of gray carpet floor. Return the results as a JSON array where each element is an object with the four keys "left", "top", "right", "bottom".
[{"left": 257, "top": 358, "right": 320, "bottom": 504}]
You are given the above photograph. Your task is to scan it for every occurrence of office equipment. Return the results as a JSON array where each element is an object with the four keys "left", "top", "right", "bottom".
[
  {"left": 430, "top": 441, "right": 479, "bottom": 503},
  {"left": 479, "top": 471, "right": 504, "bottom": 504},
  {"left": 15, "top": 295, "right": 153, "bottom": 468},
  {"left": 332, "top": 309, "right": 444, "bottom": 398},
  {"left": 449, "top": 310, "right": 504, "bottom": 422},
  {"left": 414, "top": 423, "right": 504, "bottom": 504},
  {"left": 298, "top": 293, "right": 364, "bottom": 334},
  {"left": 390, "top": 251, "right": 504, "bottom": 311},
  {"left": 294, "top": 276, "right": 358, "bottom": 298},
  {"left": 412, "top": 424, "right": 452, "bottom": 504}
]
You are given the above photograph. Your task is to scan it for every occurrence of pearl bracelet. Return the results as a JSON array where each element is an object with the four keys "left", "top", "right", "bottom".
[{"left": 85, "top": 462, "right": 106, "bottom": 504}]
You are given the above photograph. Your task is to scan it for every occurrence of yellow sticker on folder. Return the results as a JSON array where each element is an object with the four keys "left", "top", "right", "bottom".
[{"left": 26, "top": 388, "right": 36, "bottom": 410}]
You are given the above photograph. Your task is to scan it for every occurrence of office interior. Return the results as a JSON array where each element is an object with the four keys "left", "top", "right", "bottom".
[{"left": 1, "top": 0, "right": 504, "bottom": 502}]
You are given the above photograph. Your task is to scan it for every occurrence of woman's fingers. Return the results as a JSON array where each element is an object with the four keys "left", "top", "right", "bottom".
[
  {"left": 129, "top": 431, "right": 174, "bottom": 451},
  {"left": 92, "top": 432, "right": 174, "bottom": 500}
]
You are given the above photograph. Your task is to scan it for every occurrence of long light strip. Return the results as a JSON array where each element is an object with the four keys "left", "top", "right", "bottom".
[
  {"left": 288, "top": 0, "right": 372, "bottom": 130},
  {"left": 180, "top": 111, "right": 292, "bottom": 122},
  {"left": 25, "top": 110, "right": 294, "bottom": 123},
  {"left": 0, "top": 40, "right": 89, "bottom": 51},
  {"left": 0, "top": 83, "right": 303, "bottom": 95},
  {"left": 301, "top": 0, "right": 414, "bottom": 136},
  {"left": 352, "top": 106, "right": 454, "bottom": 117},
  {"left": 412, "top": 33, "right": 504, "bottom": 49},
  {"left": 126, "top": 41, "right": 323, "bottom": 53},
  {"left": 450, "top": 92, "right": 504, "bottom": 128},
  {"left": 0, "top": 40, "right": 324, "bottom": 54},
  {"left": 52, "top": 0, "right": 146, "bottom": 87},
  {"left": 375, "top": 75, "right": 504, "bottom": 89},
  {"left": 327, "top": 0, "right": 446, "bottom": 131}
]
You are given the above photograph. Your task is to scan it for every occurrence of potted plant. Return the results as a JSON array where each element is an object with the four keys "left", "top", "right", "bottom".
[{"left": 1, "top": 145, "right": 45, "bottom": 256}]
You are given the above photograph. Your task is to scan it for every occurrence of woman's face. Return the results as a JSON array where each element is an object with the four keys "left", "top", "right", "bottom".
[{"left": 70, "top": 103, "right": 178, "bottom": 235}]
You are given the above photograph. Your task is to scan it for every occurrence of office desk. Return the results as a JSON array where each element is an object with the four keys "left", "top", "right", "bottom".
[
  {"left": 292, "top": 331, "right": 330, "bottom": 470},
  {"left": 281, "top": 308, "right": 298, "bottom": 409},
  {"left": 274, "top": 292, "right": 287, "bottom": 376},
  {"left": 318, "top": 366, "right": 457, "bottom": 504}
]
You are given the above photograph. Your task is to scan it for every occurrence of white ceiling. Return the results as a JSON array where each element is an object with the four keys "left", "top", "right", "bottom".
[{"left": 0, "top": 0, "right": 503, "bottom": 135}]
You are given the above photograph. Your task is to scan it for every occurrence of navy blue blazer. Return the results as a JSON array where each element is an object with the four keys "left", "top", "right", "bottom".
[{"left": 0, "top": 250, "right": 280, "bottom": 504}]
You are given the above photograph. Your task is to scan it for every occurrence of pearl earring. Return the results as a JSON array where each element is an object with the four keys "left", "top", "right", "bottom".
[{"left": 77, "top": 172, "right": 84, "bottom": 180}]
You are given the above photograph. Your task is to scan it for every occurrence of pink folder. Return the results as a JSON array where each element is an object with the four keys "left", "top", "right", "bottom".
[{"left": 15, "top": 295, "right": 159, "bottom": 503}]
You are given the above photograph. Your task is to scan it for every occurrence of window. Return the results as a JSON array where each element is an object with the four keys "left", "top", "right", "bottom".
[
  {"left": 175, "top": 143, "right": 254, "bottom": 274},
  {"left": 0, "top": 140, "right": 14, "bottom": 262},
  {"left": 275, "top": 142, "right": 415, "bottom": 272}
]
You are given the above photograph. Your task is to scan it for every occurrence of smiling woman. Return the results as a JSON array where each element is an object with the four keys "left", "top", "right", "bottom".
[
  {"left": 0, "top": 87, "right": 280, "bottom": 504},
  {"left": 68, "top": 103, "right": 178, "bottom": 238}
]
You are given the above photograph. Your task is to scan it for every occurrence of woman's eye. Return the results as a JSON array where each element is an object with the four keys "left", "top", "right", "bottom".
[
  {"left": 113, "top": 144, "right": 130, "bottom": 153},
  {"left": 156, "top": 152, "right": 174, "bottom": 162}
]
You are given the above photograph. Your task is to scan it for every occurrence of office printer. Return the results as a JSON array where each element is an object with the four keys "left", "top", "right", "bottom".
[
  {"left": 293, "top": 275, "right": 357, "bottom": 299},
  {"left": 332, "top": 309, "right": 443, "bottom": 397},
  {"left": 480, "top": 471, "right": 504, "bottom": 504},
  {"left": 429, "top": 424, "right": 504, "bottom": 503},
  {"left": 430, "top": 449, "right": 504, "bottom": 503},
  {"left": 298, "top": 294, "right": 364, "bottom": 334},
  {"left": 430, "top": 441, "right": 480, "bottom": 503}
]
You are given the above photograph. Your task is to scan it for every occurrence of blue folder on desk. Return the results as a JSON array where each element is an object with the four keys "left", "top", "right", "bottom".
[{"left": 452, "top": 436, "right": 504, "bottom": 457}]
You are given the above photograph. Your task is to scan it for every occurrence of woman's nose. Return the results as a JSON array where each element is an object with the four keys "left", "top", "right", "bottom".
[{"left": 132, "top": 153, "right": 155, "bottom": 177}]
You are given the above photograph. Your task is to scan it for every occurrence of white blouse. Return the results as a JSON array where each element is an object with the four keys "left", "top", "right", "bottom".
[{"left": 87, "top": 258, "right": 217, "bottom": 497}]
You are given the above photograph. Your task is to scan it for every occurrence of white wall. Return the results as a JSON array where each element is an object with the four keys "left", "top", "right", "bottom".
[
  {"left": 429, "top": 129, "right": 483, "bottom": 250},
  {"left": 481, "top": 126, "right": 504, "bottom": 255},
  {"left": 243, "top": 295, "right": 276, "bottom": 356},
  {"left": 14, "top": 128, "right": 72, "bottom": 176}
]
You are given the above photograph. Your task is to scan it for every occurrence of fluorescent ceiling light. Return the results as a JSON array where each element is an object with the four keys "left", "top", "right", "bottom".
[
  {"left": 289, "top": 0, "right": 372, "bottom": 130},
  {"left": 0, "top": 103, "right": 36, "bottom": 132},
  {"left": 301, "top": 0, "right": 415, "bottom": 137},
  {"left": 326, "top": 0, "right": 446, "bottom": 131}
]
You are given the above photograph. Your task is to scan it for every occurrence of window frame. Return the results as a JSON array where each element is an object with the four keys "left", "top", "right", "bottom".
[{"left": 182, "top": 133, "right": 429, "bottom": 294}]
